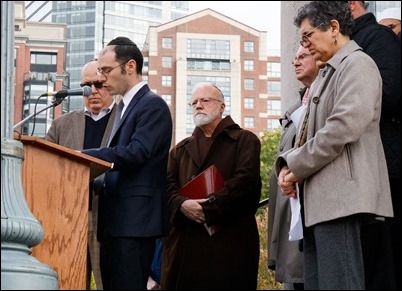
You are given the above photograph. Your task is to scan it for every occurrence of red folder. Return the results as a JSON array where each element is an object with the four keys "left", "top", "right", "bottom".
[
  {"left": 179, "top": 164, "right": 224, "bottom": 199},
  {"left": 179, "top": 165, "right": 224, "bottom": 236}
]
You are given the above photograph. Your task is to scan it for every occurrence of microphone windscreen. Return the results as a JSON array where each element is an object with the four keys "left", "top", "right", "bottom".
[{"left": 82, "top": 86, "right": 92, "bottom": 97}]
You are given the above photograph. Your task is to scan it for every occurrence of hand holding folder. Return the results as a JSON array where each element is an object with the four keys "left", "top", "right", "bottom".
[
  {"left": 179, "top": 164, "right": 224, "bottom": 199},
  {"left": 179, "top": 165, "right": 224, "bottom": 235}
]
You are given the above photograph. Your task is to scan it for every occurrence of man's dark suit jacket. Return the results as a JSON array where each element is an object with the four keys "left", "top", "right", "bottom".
[{"left": 82, "top": 84, "right": 172, "bottom": 238}]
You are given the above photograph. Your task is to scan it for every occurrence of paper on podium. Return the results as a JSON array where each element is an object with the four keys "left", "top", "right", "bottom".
[
  {"left": 179, "top": 164, "right": 224, "bottom": 199},
  {"left": 289, "top": 183, "right": 303, "bottom": 241},
  {"left": 179, "top": 164, "right": 224, "bottom": 235}
]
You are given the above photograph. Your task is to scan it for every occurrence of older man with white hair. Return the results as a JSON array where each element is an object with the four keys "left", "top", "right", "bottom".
[{"left": 378, "top": 7, "right": 401, "bottom": 37}]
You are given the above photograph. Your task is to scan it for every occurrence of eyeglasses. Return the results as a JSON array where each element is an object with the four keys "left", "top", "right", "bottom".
[
  {"left": 292, "top": 53, "right": 311, "bottom": 65},
  {"left": 97, "top": 59, "right": 130, "bottom": 77},
  {"left": 387, "top": 22, "right": 400, "bottom": 30},
  {"left": 80, "top": 81, "right": 103, "bottom": 88},
  {"left": 300, "top": 23, "right": 324, "bottom": 48},
  {"left": 188, "top": 97, "right": 222, "bottom": 108}
]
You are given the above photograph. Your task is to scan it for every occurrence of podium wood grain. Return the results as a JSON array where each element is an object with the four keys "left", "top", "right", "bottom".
[{"left": 19, "top": 136, "right": 111, "bottom": 290}]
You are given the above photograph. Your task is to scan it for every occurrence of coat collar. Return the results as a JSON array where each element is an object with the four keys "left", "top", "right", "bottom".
[
  {"left": 178, "top": 115, "right": 241, "bottom": 167},
  {"left": 326, "top": 40, "right": 362, "bottom": 70},
  {"left": 352, "top": 12, "right": 377, "bottom": 36},
  {"left": 191, "top": 115, "right": 241, "bottom": 141}
]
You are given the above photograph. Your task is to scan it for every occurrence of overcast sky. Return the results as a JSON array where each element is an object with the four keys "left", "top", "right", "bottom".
[{"left": 189, "top": 1, "right": 281, "bottom": 53}]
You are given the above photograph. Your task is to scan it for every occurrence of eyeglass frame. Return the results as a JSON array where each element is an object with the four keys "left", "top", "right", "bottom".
[
  {"left": 299, "top": 23, "right": 325, "bottom": 48},
  {"left": 97, "top": 59, "right": 131, "bottom": 77},
  {"left": 291, "top": 53, "right": 312, "bottom": 65},
  {"left": 188, "top": 97, "right": 223, "bottom": 108},
  {"left": 387, "top": 22, "right": 400, "bottom": 30},
  {"left": 80, "top": 81, "right": 103, "bottom": 88}
]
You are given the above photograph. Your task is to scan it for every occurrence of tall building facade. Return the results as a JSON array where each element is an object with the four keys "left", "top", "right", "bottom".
[
  {"left": 14, "top": 1, "right": 67, "bottom": 137},
  {"left": 143, "top": 9, "right": 268, "bottom": 143},
  {"left": 266, "top": 55, "right": 281, "bottom": 132},
  {"left": 24, "top": 1, "right": 190, "bottom": 111}
]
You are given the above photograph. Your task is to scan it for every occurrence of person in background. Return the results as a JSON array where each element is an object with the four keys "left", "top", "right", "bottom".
[
  {"left": 46, "top": 59, "right": 117, "bottom": 290},
  {"left": 81, "top": 36, "right": 173, "bottom": 290},
  {"left": 161, "top": 82, "right": 261, "bottom": 290},
  {"left": 349, "top": 1, "right": 401, "bottom": 289},
  {"left": 378, "top": 7, "right": 401, "bottom": 37},
  {"left": 268, "top": 45, "right": 320, "bottom": 290},
  {"left": 147, "top": 239, "right": 162, "bottom": 290},
  {"left": 278, "top": 2, "right": 393, "bottom": 289}
]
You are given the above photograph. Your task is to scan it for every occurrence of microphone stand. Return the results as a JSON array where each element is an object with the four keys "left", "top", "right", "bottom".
[{"left": 13, "top": 96, "right": 64, "bottom": 130}]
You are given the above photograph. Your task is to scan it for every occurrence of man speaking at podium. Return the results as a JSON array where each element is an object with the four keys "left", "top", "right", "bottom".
[{"left": 46, "top": 59, "right": 117, "bottom": 290}]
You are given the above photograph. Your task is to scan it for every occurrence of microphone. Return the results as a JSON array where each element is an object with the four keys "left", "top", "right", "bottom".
[
  {"left": 40, "top": 86, "right": 92, "bottom": 98},
  {"left": 13, "top": 85, "right": 93, "bottom": 130}
]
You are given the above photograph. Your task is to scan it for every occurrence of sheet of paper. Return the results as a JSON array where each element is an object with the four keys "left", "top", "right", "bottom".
[
  {"left": 290, "top": 104, "right": 307, "bottom": 130},
  {"left": 289, "top": 183, "right": 303, "bottom": 241}
]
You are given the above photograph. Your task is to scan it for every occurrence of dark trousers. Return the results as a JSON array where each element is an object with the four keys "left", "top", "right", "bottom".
[
  {"left": 100, "top": 235, "right": 155, "bottom": 290},
  {"left": 361, "top": 219, "right": 396, "bottom": 290},
  {"left": 361, "top": 177, "right": 400, "bottom": 290},
  {"left": 303, "top": 215, "right": 364, "bottom": 290},
  {"left": 390, "top": 177, "right": 401, "bottom": 290}
]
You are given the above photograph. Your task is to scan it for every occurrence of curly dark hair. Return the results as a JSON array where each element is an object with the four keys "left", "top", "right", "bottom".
[{"left": 294, "top": 1, "right": 354, "bottom": 36}]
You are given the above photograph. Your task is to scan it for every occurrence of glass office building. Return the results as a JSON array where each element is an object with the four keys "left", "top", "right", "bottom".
[{"left": 25, "top": 1, "right": 189, "bottom": 111}]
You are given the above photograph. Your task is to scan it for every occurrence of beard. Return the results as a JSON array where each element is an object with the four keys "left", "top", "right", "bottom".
[
  {"left": 193, "top": 107, "right": 221, "bottom": 127},
  {"left": 194, "top": 113, "right": 213, "bottom": 126}
]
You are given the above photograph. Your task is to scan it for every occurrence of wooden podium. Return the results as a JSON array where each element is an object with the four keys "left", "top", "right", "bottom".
[{"left": 18, "top": 135, "right": 112, "bottom": 290}]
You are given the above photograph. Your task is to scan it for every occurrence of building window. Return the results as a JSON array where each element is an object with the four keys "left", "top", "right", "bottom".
[
  {"left": 30, "top": 52, "right": 57, "bottom": 65},
  {"left": 244, "top": 60, "right": 254, "bottom": 71},
  {"left": 187, "top": 39, "right": 230, "bottom": 60},
  {"left": 143, "top": 57, "right": 149, "bottom": 71},
  {"left": 244, "top": 117, "right": 255, "bottom": 128},
  {"left": 268, "top": 100, "right": 281, "bottom": 115},
  {"left": 162, "top": 75, "right": 172, "bottom": 86},
  {"left": 162, "top": 56, "right": 172, "bottom": 68},
  {"left": 244, "top": 97, "right": 254, "bottom": 109},
  {"left": 161, "top": 94, "right": 171, "bottom": 106},
  {"left": 244, "top": 41, "right": 254, "bottom": 53},
  {"left": 244, "top": 79, "right": 254, "bottom": 90},
  {"left": 267, "top": 62, "right": 281, "bottom": 78},
  {"left": 162, "top": 37, "right": 173, "bottom": 49},
  {"left": 187, "top": 59, "right": 230, "bottom": 71},
  {"left": 268, "top": 81, "right": 281, "bottom": 96},
  {"left": 267, "top": 119, "right": 281, "bottom": 131}
]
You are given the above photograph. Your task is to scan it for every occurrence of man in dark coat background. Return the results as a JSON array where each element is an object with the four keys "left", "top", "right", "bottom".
[
  {"left": 161, "top": 82, "right": 261, "bottom": 290},
  {"left": 349, "top": 1, "right": 401, "bottom": 289}
]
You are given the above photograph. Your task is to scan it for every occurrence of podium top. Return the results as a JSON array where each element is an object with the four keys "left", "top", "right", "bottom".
[{"left": 17, "top": 135, "right": 112, "bottom": 180}]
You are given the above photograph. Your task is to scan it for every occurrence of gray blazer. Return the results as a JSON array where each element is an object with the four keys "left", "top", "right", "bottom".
[
  {"left": 46, "top": 105, "right": 116, "bottom": 149},
  {"left": 277, "top": 41, "right": 393, "bottom": 227}
]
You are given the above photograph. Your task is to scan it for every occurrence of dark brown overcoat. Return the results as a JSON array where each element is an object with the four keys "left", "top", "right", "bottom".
[{"left": 161, "top": 116, "right": 261, "bottom": 290}]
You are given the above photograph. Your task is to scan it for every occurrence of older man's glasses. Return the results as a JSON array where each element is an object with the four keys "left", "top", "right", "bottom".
[
  {"left": 80, "top": 81, "right": 103, "bottom": 88},
  {"left": 292, "top": 53, "right": 311, "bottom": 65},
  {"left": 97, "top": 59, "right": 131, "bottom": 77},
  {"left": 188, "top": 97, "right": 222, "bottom": 108},
  {"left": 300, "top": 23, "right": 324, "bottom": 48}
]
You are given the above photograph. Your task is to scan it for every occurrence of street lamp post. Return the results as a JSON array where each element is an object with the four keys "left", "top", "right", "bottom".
[{"left": 1, "top": 2, "right": 58, "bottom": 289}]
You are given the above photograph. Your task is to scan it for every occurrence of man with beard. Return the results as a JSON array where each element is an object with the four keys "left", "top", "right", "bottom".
[{"left": 161, "top": 82, "right": 262, "bottom": 290}]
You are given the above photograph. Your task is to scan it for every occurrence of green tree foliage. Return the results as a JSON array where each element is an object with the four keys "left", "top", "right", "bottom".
[{"left": 260, "top": 129, "right": 281, "bottom": 201}]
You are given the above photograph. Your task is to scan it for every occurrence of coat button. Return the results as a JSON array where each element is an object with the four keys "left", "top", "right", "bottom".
[{"left": 312, "top": 96, "right": 319, "bottom": 104}]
